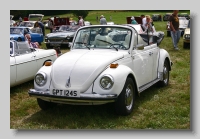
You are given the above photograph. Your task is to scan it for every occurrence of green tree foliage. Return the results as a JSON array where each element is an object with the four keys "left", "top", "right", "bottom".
[{"left": 71, "top": 10, "right": 89, "bottom": 19}]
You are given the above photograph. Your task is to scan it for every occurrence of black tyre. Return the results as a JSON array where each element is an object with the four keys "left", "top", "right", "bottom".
[
  {"left": 183, "top": 42, "right": 187, "bottom": 49},
  {"left": 157, "top": 60, "right": 169, "bottom": 87},
  {"left": 37, "top": 98, "right": 57, "bottom": 110},
  {"left": 17, "top": 37, "right": 22, "bottom": 42},
  {"left": 115, "top": 78, "right": 136, "bottom": 116}
]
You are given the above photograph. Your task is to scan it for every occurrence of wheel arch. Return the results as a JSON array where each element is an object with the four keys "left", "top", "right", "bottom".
[{"left": 158, "top": 49, "right": 172, "bottom": 72}]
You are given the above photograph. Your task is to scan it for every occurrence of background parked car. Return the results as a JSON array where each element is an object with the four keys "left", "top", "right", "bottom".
[
  {"left": 178, "top": 13, "right": 190, "bottom": 20},
  {"left": 84, "top": 21, "right": 92, "bottom": 26},
  {"left": 166, "top": 17, "right": 189, "bottom": 37},
  {"left": 152, "top": 14, "right": 162, "bottom": 21},
  {"left": 18, "top": 21, "right": 37, "bottom": 30},
  {"left": 45, "top": 25, "right": 80, "bottom": 49},
  {"left": 10, "top": 27, "right": 44, "bottom": 43},
  {"left": 183, "top": 19, "right": 190, "bottom": 48},
  {"left": 163, "top": 13, "right": 172, "bottom": 21},
  {"left": 10, "top": 40, "right": 58, "bottom": 87},
  {"left": 107, "top": 21, "right": 115, "bottom": 25}
]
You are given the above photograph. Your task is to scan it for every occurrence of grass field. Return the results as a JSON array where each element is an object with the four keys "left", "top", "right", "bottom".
[{"left": 10, "top": 10, "right": 190, "bottom": 129}]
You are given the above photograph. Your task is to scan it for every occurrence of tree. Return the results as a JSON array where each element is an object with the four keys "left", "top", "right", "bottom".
[{"left": 71, "top": 10, "right": 89, "bottom": 19}]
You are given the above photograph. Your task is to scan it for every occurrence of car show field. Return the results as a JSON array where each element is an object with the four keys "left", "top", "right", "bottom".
[{"left": 10, "top": 10, "right": 190, "bottom": 129}]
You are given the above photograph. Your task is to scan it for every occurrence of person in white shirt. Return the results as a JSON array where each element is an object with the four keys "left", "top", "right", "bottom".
[
  {"left": 78, "top": 16, "right": 85, "bottom": 26},
  {"left": 25, "top": 34, "right": 40, "bottom": 48}
]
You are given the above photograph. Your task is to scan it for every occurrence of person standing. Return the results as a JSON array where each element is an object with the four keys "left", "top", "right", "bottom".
[
  {"left": 169, "top": 10, "right": 180, "bottom": 50},
  {"left": 110, "top": 15, "right": 112, "bottom": 21},
  {"left": 35, "top": 21, "right": 45, "bottom": 36},
  {"left": 141, "top": 15, "right": 147, "bottom": 30},
  {"left": 78, "top": 16, "right": 85, "bottom": 26},
  {"left": 48, "top": 18, "right": 54, "bottom": 33},
  {"left": 96, "top": 15, "right": 99, "bottom": 22},
  {"left": 100, "top": 15, "right": 107, "bottom": 25}
]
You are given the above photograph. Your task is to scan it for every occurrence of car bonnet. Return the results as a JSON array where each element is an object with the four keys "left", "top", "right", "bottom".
[{"left": 50, "top": 50, "right": 124, "bottom": 92}]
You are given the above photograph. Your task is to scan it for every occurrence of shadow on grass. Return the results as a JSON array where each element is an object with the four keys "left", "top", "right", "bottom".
[{"left": 20, "top": 83, "right": 169, "bottom": 129}]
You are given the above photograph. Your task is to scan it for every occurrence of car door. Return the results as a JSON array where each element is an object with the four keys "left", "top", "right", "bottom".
[
  {"left": 130, "top": 33, "right": 154, "bottom": 87},
  {"left": 15, "top": 42, "right": 38, "bottom": 83},
  {"left": 149, "top": 43, "right": 159, "bottom": 80},
  {"left": 30, "top": 28, "right": 43, "bottom": 43}
]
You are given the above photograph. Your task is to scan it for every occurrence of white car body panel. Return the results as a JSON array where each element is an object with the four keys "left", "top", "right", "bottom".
[{"left": 10, "top": 40, "right": 57, "bottom": 87}]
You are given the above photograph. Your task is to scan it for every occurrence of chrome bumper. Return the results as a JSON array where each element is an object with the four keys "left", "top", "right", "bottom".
[{"left": 28, "top": 89, "right": 118, "bottom": 105}]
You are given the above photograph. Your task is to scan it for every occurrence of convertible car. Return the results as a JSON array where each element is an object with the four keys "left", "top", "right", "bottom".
[
  {"left": 44, "top": 25, "right": 80, "bottom": 49},
  {"left": 10, "top": 27, "right": 44, "bottom": 43},
  {"left": 10, "top": 40, "right": 58, "bottom": 87},
  {"left": 28, "top": 25, "right": 173, "bottom": 116}
]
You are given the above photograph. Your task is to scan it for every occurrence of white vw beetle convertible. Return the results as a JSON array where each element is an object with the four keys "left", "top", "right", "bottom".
[{"left": 28, "top": 25, "right": 173, "bottom": 115}]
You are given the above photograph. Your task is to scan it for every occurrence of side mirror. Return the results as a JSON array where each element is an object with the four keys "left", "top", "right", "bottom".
[{"left": 136, "top": 44, "right": 144, "bottom": 50}]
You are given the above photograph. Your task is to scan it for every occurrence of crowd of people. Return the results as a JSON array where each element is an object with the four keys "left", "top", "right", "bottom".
[{"left": 12, "top": 10, "right": 180, "bottom": 51}]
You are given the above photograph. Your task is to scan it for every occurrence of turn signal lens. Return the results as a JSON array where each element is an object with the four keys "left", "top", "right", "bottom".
[
  {"left": 44, "top": 61, "right": 52, "bottom": 66},
  {"left": 110, "top": 63, "right": 118, "bottom": 68}
]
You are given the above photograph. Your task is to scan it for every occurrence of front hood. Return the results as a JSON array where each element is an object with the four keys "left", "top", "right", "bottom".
[
  {"left": 47, "top": 32, "right": 74, "bottom": 38},
  {"left": 51, "top": 50, "right": 124, "bottom": 92}
]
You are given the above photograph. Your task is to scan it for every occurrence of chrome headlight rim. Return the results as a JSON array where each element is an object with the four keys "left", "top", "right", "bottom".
[
  {"left": 99, "top": 74, "right": 114, "bottom": 90},
  {"left": 35, "top": 72, "right": 47, "bottom": 86}
]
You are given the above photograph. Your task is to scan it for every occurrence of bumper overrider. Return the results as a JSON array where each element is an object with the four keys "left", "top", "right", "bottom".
[{"left": 28, "top": 89, "right": 118, "bottom": 105}]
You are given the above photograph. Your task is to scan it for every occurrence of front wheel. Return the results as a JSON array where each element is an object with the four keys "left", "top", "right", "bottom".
[
  {"left": 157, "top": 60, "right": 169, "bottom": 87},
  {"left": 37, "top": 98, "right": 57, "bottom": 110},
  {"left": 115, "top": 78, "right": 136, "bottom": 116}
]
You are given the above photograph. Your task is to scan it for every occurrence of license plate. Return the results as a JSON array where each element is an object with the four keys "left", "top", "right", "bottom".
[{"left": 52, "top": 89, "right": 80, "bottom": 97}]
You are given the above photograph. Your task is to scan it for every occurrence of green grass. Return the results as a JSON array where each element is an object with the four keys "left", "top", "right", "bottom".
[{"left": 10, "top": 10, "right": 190, "bottom": 129}]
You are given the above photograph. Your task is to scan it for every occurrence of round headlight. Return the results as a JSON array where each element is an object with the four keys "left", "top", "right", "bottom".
[
  {"left": 35, "top": 72, "right": 47, "bottom": 86},
  {"left": 100, "top": 75, "right": 114, "bottom": 90}
]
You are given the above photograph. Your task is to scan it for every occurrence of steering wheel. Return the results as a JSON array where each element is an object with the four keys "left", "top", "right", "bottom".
[{"left": 110, "top": 43, "right": 126, "bottom": 49}]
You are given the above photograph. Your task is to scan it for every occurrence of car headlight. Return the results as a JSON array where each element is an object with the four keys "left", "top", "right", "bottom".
[
  {"left": 10, "top": 37, "right": 14, "bottom": 40},
  {"left": 35, "top": 72, "right": 47, "bottom": 86},
  {"left": 185, "top": 34, "right": 190, "bottom": 39},
  {"left": 100, "top": 75, "right": 114, "bottom": 90}
]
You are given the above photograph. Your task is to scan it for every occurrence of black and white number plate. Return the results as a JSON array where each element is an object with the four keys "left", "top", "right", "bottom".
[{"left": 52, "top": 89, "right": 80, "bottom": 97}]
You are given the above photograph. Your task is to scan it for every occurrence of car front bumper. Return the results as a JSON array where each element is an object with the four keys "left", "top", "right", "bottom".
[{"left": 28, "top": 89, "right": 118, "bottom": 105}]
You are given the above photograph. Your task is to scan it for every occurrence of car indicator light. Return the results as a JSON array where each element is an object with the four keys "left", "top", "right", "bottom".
[
  {"left": 110, "top": 63, "right": 118, "bottom": 68},
  {"left": 44, "top": 61, "right": 52, "bottom": 66}
]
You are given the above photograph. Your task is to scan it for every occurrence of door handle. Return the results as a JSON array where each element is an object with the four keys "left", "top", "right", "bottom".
[{"left": 149, "top": 52, "right": 153, "bottom": 56}]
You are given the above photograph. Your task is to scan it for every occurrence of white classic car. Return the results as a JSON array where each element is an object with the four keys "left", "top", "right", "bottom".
[
  {"left": 10, "top": 40, "right": 58, "bottom": 87},
  {"left": 28, "top": 25, "right": 173, "bottom": 115}
]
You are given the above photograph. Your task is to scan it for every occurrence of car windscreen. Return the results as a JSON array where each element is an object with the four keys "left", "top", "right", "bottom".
[
  {"left": 59, "top": 25, "right": 80, "bottom": 32},
  {"left": 73, "top": 26, "right": 132, "bottom": 50},
  {"left": 20, "top": 22, "right": 34, "bottom": 27},
  {"left": 10, "top": 28, "right": 23, "bottom": 34}
]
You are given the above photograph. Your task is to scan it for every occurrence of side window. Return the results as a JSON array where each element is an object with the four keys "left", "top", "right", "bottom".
[
  {"left": 17, "top": 42, "right": 32, "bottom": 55},
  {"left": 24, "top": 28, "right": 29, "bottom": 35}
]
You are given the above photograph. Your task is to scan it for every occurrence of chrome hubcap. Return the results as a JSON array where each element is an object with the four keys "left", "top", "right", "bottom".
[
  {"left": 163, "top": 66, "right": 168, "bottom": 84},
  {"left": 125, "top": 84, "right": 133, "bottom": 110}
]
